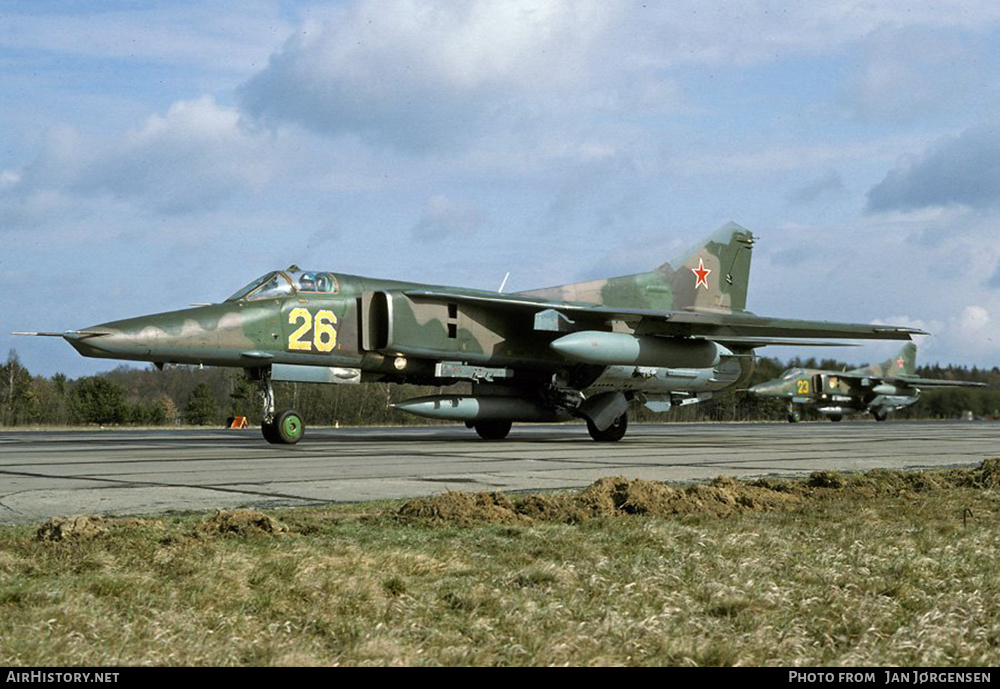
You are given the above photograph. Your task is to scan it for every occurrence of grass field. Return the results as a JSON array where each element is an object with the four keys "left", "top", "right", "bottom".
[{"left": 1, "top": 462, "right": 999, "bottom": 666}]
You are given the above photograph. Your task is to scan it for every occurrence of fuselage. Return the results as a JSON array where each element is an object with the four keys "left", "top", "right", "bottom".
[
  {"left": 67, "top": 268, "right": 755, "bottom": 397},
  {"left": 30, "top": 221, "right": 925, "bottom": 443},
  {"left": 749, "top": 367, "right": 919, "bottom": 418}
]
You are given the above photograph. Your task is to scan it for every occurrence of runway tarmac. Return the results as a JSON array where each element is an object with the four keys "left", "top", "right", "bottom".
[{"left": 1, "top": 420, "right": 998, "bottom": 524}]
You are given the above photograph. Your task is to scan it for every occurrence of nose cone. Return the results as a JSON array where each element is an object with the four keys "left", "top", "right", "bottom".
[
  {"left": 65, "top": 304, "right": 251, "bottom": 365},
  {"left": 747, "top": 381, "right": 779, "bottom": 397},
  {"left": 66, "top": 311, "right": 195, "bottom": 361}
]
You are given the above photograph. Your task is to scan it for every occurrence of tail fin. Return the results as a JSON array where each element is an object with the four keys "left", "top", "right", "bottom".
[
  {"left": 889, "top": 342, "right": 917, "bottom": 376},
  {"left": 518, "top": 222, "right": 755, "bottom": 312},
  {"left": 855, "top": 342, "right": 917, "bottom": 377}
]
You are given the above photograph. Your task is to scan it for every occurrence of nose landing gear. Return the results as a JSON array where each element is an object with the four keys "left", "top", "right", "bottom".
[{"left": 257, "top": 371, "right": 305, "bottom": 445}]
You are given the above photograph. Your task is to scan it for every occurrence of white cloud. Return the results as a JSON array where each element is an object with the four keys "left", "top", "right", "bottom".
[
  {"left": 959, "top": 305, "right": 990, "bottom": 333},
  {"left": 233, "top": 1, "right": 1000, "bottom": 167},
  {"left": 0, "top": 2, "right": 290, "bottom": 75},
  {"left": 3, "top": 96, "right": 277, "bottom": 217},
  {"left": 236, "top": 2, "right": 1000, "bottom": 153},
  {"left": 841, "top": 26, "right": 995, "bottom": 123},
  {"left": 412, "top": 195, "right": 486, "bottom": 240},
  {"left": 239, "top": 1, "right": 617, "bottom": 150},
  {"left": 866, "top": 122, "right": 1000, "bottom": 213},
  {"left": 787, "top": 170, "right": 845, "bottom": 204}
]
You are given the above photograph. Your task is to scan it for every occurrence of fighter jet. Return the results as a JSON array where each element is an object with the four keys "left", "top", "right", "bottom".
[
  {"left": 748, "top": 343, "right": 985, "bottom": 423},
  {"left": 17, "top": 223, "right": 923, "bottom": 444}
]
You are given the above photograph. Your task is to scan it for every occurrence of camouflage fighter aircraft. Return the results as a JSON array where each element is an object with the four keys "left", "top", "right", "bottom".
[
  {"left": 748, "top": 343, "right": 985, "bottom": 423},
  {"left": 17, "top": 223, "right": 924, "bottom": 444}
]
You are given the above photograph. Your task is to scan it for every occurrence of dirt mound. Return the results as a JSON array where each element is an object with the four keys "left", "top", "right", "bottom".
[
  {"left": 397, "top": 492, "right": 528, "bottom": 526},
  {"left": 569, "top": 475, "right": 802, "bottom": 518},
  {"left": 199, "top": 509, "right": 288, "bottom": 536},
  {"left": 397, "top": 475, "right": 804, "bottom": 525},
  {"left": 396, "top": 460, "right": 1000, "bottom": 526},
  {"left": 36, "top": 515, "right": 108, "bottom": 542},
  {"left": 975, "top": 457, "right": 1000, "bottom": 489},
  {"left": 807, "top": 471, "right": 845, "bottom": 489},
  {"left": 577, "top": 476, "right": 681, "bottom": 516}
]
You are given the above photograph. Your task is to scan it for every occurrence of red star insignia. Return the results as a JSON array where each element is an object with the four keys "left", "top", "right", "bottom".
[
  {"left": 896, "top": 358, "right": 905, "bottom": 368},
  {"left": 691, "top": 257, "right": 712, "bottom": 290}
]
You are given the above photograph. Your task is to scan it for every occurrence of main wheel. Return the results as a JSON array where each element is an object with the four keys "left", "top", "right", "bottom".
[
  {"left": 474, "top": 420, "right": 512, "bottom": 440},
  {"left": 829, "top": 414, "right": 843, "bottom": 423},
  {"left": 587, "top": 412, "right": 628, "bottom": 442},
  {"left": 872, "top": 409, "right": 888, "bottom": 422},
  {"left": 274, "top": 409, "right": 305, "bottom": 445}
]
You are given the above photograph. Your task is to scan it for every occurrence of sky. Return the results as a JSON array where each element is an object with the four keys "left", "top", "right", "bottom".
[{"left": 4, "top": 0, "right": 1000, "bottom": 377}]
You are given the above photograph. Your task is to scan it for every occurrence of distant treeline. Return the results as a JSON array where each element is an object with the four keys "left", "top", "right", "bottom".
[{"left": 1, "top": 350, "right": 998, "bottom": 428}]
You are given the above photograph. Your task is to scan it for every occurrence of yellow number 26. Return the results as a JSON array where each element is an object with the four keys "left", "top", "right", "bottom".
[{"left": 287, "top": 308, "right": 338, "bottom": 352}]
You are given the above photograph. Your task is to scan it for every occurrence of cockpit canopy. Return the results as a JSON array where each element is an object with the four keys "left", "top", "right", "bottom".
[
  {"left": 780, "top": 368, "right": 805, "bottom": 380},
  {"left": 226, "top": 267, "right": 338, "bottom": 302}
]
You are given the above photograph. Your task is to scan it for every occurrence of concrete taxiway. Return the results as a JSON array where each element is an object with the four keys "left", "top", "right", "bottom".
[{"left": 0, "top": 421, "right": 997, "bottom": 524}]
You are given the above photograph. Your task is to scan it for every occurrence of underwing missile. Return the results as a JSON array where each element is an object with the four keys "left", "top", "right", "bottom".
[
  {"left": 871, "top": 383, "right": 905, "bottom": 396},
  {"left": 392, "top": 395, "right": 570, "bottom": 422},
  {"left": 550, "top": 331, "right": 723, "bottom": 368}
]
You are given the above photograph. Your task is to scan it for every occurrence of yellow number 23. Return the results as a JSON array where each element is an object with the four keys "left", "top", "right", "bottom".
[{"left": 287, "top": 308, "right": 338, "bottom": 352}]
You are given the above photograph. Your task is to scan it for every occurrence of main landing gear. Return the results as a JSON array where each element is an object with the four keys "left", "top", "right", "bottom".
[
  {"left": 464, "top": 411, "right": 630, "bottom": 442},
  {"left": 473, "top": 420, "right": 512, "bottom": 440},
  {"left": 258, "top": 372, "right": 304, "bottom": 445},
  {"left": 587, "top": 412, "right": 628, "bottom": 442}
]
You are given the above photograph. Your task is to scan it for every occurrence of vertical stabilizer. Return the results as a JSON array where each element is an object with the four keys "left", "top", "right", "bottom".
[
  {"left": 853, "top": 342, "right": 918, "bottom": 377},
  {"left": 890, "top": 342, "right": 917, "bottom": 376},
  {"left": 517, "top": 222, "right": 755, "bottom": 313}
]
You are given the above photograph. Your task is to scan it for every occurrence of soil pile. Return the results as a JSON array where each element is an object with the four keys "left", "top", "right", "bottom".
[
  {"left": 396, "top": 460, "right": 999, "bottom": 526},
  {"left": 397, "top": 491, "right": 528, "bottom": 526},
  {"left": 200, "top": 508, "right": 288, "bottom": 536},
  {"left": 36, "top": 515, "right": 108, "bottom": 541},
  {"left": 397, "top": 475, "right": 804, "bottom": 525}
]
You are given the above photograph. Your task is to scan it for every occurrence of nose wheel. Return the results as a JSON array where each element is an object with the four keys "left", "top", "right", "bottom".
[
  {"left": 257, "top": 370, "right": 305, "bottom": 444},
  {"left": 787, "top": 403, "right": 801, "bottom": 423},
  {"left": 260, "top": 409, "right": 306, "bottom": 445},
  {"left": 262, "top": 409, "right": 305, "bottom": 445}
]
